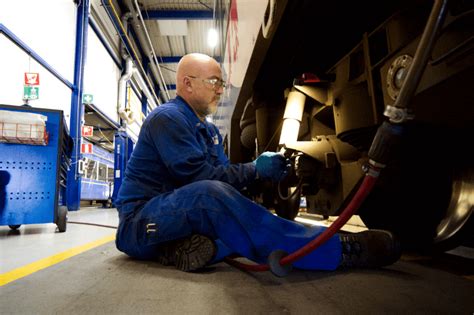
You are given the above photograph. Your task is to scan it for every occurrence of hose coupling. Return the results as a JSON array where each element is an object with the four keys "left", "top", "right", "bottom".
[
  {"left": 384, "top": 105, "right": 415, "bottom": 124},
  {"left": 368, "top": 121, "right": 406, "bottom": 167}
]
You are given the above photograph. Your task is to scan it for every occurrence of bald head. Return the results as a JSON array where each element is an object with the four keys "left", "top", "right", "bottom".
[
  {"left": 176, "top": 53, "right": 221, "bottom": 93},
  {"left": 175, "top": 53, "right": 224, "bottom": 119}
]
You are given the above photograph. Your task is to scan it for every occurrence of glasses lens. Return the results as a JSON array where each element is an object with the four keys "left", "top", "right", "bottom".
[
  {"left": 206, "top": 78, "right": 226, "bottom": 89},
  {"left": 214, "top": 79, "right": 226, "bottom": 88}
]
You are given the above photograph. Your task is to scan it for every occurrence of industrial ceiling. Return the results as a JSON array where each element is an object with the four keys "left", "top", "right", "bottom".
[
  {"left": 86, "top": 0, "right": 229, "bottom": 150},
  {"left": 93, "top": 0, "right": 227, "bottom": 101}
]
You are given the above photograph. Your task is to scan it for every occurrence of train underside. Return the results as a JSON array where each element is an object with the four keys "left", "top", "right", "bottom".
[{"left": 226, "top": 0, "right": 474, "bottom": 252}]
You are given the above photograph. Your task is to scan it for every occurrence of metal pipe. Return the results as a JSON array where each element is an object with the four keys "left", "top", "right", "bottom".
[
  {"left": 122, "top": 15, "right": 161, "bottom": 109},
  {"left": 391, "top": 0, "right": 449, "bottom": 112},
  {"left": 118, "top": 57, "right": 159, "bottom": 126},
  {"left": 120, "top": 12, "right": 159, "bottom": 121},
  {"left": 118, "top": 58, "right": 135, "bottom": 125},
  {"left": 371, "top": 0, "right": 449, "bottom": 164},
  {"left": 120, "top": 12, "right": 133, "bottom": 59},
  {"left": 131, "top": 0, "right": 171, "bottom": 101},
  {"left": 100, "top": 0, "right": 161, "bottom": 106}
]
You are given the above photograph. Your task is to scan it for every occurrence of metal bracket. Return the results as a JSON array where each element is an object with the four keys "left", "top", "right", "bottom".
[{"left": 384, "top": 105, "right": 415, "bottom": 124}]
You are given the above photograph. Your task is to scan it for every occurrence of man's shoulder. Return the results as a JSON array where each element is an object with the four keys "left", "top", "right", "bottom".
[
  {"left": 207, "top": 121, "right": 221, "bottom": 134},
  {"left": 148, "top": 101, "right": 184, "bottom": 119},
  {"left": 143, "top": 101, "right": 192, "bottom": 132}
]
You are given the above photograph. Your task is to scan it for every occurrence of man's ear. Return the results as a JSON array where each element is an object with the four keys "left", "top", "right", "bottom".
[{"left": 184, "top": 77, "right": 193, "bottom": 92}]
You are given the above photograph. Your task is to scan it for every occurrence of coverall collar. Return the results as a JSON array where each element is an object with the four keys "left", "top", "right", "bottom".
[{"left": 174, "top": 95, "right": 208, "bottom": 130}]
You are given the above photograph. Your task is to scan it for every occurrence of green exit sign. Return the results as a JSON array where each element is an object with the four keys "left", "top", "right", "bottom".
[
  {"left": 23, "top": 86, "right": 39, "bottom": 100},
  {"left": 83, "top": 94, "right": 93, "bottom": 104}
]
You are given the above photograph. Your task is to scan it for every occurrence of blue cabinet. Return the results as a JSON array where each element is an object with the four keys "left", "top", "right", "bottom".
[{"left": 0, "top": 105, "right": 72, "bottom": 232}]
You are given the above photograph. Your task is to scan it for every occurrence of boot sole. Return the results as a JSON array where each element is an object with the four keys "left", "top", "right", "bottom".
[
  {"left": 158, "top": 234, "right": 217, "bottom": 272},
  {"left": 173, "top": 235, "right": 216, "bottom": 272},
  {"left": 340, "top": 229, "right": 401, "bottom": 268}
]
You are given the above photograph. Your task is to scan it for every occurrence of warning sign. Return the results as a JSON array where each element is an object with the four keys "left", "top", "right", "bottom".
[
  {"left": 81, "top": 143, "right": 93, "bottom": 154},
  {"left": 82, "top": 125, "right": 94, "bottom": 137},
  {"left": 24, "top": 72, "right": 40, "bottom": 85}
]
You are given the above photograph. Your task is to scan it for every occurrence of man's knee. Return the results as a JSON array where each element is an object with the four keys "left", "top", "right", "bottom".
[{"left": 192, "top": 179, "right": 237, "bottom": 196}]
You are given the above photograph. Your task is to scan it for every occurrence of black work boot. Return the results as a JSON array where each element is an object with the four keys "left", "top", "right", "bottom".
[
  {"left": 339, "top": 229, "right": 401, "bottom": 268},
  {"left": 157, "top": 234, "right": 217, "bottom": 272}
]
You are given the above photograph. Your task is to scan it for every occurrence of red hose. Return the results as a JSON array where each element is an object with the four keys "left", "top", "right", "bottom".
[{"left": 225, "top": 171, "right": 379, "bottom": 272}]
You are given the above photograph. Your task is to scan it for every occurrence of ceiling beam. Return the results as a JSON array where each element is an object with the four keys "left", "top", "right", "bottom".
[
  {"left": 159, "top": 56, "right": 222, "bottom": 63},
  {"left": 142, "top": 10, "right": 213, "bottom": 20},
  {"left": 160, "top": 56, "right": 181, "bottom": 63}
]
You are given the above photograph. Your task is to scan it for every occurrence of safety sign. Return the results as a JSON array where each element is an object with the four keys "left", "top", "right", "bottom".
[
  {"left": 81, "top": 143, "right": 93, "bottom": 154},
  {"left": 83, "top": 94, "right": 93, "bottom": 104},
  {"left": 82, "top": 125, "right": 94, "bottom": 137},
  {"left": 23, "top": 86, "right": 39, "bottom": 100},
  {"left": 24, "top": 72, "right": 40, "bottom": 85}
]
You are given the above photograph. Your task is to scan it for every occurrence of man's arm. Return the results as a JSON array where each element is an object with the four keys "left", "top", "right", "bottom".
[
  {"left": 211, "top": 124, "right": 230, "bottom": 167},
  {"left": 149, "top": 110, "right": 256, "bottom": 189}
]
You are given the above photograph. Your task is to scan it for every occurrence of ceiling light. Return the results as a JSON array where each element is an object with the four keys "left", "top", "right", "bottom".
[{"left": 207, "top": 28, "right": 218, "bottom": 48}]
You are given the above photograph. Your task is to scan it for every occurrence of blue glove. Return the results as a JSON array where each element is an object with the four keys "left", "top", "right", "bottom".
[{"left": 253, "top": 152, "right": 290, "bottom": 182}]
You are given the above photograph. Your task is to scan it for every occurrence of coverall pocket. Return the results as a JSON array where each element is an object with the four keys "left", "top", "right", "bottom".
[{"left": 136, "top": 212, "right": 192, "bottom": 247}]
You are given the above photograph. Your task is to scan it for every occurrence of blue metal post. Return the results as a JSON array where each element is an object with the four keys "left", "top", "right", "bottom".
[
  {"left": 142, "top": 58, "right": 150, "bottom": 115},
  {"left": 159, "top": 56, "right": 182, "bottom": 63},
  {"left": 112, "top": 130, "right": 134, "bottom": 205},
  {"left": 67, "top": 0, "right": 90, "bottom": 211}
]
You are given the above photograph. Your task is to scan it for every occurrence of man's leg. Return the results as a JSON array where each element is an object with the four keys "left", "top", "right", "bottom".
[
  {"left": 132, "top": 180, "right": 342, "bottom": 271},
  {"left": 120, "top": 180, "right": 400, "bottom": 271}
]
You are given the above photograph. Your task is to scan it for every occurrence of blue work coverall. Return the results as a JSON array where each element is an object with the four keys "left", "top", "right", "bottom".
[{"left": 115, "top": 96, "right": 342, "bottom": 270}]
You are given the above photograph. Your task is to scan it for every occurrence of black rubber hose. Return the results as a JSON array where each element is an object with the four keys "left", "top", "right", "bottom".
[{"left": 68, "top": 221, "right": 118, "bottom": 229}]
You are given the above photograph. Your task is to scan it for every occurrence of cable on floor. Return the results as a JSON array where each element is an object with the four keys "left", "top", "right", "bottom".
[{"left": 68, "top": 221, "right": 118, "bottom": 229}]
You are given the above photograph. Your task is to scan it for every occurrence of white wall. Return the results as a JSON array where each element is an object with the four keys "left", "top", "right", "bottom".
[
  {"left": 0, "top": 0, "right": 76, "bottom": 123},
  {"left": 83, "top": 26, "right": 121, "bottom": 123},
  {"left": 0, "top": 0, "right": 123, "bottom": 129},
  {"left": 0, "top": 36, "right": 72, "bottom": 120}
]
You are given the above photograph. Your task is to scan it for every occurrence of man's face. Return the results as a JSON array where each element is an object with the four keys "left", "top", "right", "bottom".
[{"left": 189, "top": 64, "right": 224, "bottom": 118}]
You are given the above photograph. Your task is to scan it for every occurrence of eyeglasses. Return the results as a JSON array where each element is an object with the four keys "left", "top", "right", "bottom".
[{"left": 188, "top": 76, "right": 227, "bottom": 89}]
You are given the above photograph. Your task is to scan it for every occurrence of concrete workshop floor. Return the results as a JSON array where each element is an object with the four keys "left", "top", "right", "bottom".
[{"left": 1, "top": 207, "right": 474, "bottom": 314}]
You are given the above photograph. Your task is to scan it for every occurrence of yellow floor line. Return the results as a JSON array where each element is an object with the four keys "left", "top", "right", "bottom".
[{"left": 0, "top": 234, "right": 116, "bottom": 287}]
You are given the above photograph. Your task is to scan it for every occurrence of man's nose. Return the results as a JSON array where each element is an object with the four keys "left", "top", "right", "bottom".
[{"left": 215, "top": 85, "right": 224, "bottom": 94}]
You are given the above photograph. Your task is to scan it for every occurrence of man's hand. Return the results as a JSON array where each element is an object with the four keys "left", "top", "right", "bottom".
[{"left": 253, "top": 152, "right": 290, "bottom": 182}]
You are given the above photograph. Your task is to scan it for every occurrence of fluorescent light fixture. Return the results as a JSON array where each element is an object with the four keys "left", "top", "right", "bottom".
[{"left": 207, "top": 28, "right": 218, "bottom": 48}]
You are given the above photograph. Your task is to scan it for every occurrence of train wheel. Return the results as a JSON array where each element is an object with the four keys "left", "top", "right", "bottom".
[
  {"left": 430, "top": 168, "right": 474, "bottom": 252},
  {"left": 358, "top": 126, "right": 473, "bottom": 252}
]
